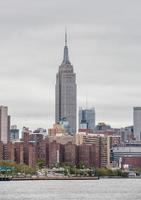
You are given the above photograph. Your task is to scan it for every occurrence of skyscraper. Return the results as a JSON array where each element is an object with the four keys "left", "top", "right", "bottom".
[
  {"left": 79, "top": 107, "right": 95, "bottom": 132},
  {"left": 55, "top": 32, "right": 77, "bottom": 134},
  {"left": 134, "top": 107, "right": 141, "bottom": 141},
  {"left": 0, "top": 106, "right": 9, "bottom": 144}
]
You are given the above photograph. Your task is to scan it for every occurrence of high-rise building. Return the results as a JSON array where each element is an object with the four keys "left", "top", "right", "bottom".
[
  {"left": 119, "top": 126, "right": 134, "bottom": 143},
  {"left": 10, "top": 125, "right": 19, "bottom": 141},
  {"left": 0, "top": 106, "right": 10, "bottom": 144},
  {"left": 0, "top": 141, "right": 3, "bottom": 160},
  {"left": 134, "top": 107, "right": 141, "bottom": 140},
  {"left": 14, "top": 141, "right": 24, "bottom": 164},
  {"left": 79, "top": 107, "right": 95, "bottom": 132},
  {"left": 55, "top": 32, "right": 77, "bottom": 134}
]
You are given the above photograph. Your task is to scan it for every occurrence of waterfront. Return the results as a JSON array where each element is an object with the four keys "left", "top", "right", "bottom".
[{"left": 0, "top": 179, "right": 141, "bottom": 200}]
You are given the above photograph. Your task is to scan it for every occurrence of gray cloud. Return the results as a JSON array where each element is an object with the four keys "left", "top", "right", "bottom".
[{"left": 0, "top": 0, "right": 141, "bottom": 129}]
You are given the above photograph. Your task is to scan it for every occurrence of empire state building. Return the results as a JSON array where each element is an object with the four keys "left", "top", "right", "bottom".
[{"left": 55, "top": 32, "right": 77, "bottom": 134}]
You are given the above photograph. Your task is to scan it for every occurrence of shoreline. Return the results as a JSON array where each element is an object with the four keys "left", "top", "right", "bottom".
[
  {"left": 1, "top": 176, "right": 141, "bottom": 181},
  {"left": 0, "top": 176, "right": 99, "bottom": 181},
  {"left": 12, "top": 176, "right": 99, "bottom": 181}
]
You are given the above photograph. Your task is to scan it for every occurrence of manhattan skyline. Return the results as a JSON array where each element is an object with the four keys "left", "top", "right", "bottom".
[{"left": 0, "top": 0, "right": 141, "bottom": 129}]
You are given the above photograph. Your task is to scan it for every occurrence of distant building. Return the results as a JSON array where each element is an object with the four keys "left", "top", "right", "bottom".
[
  {"left": 14, "top": 141, "right": 24, "bottom": 164},
  {"left": 7, "top": 115, "right": 11, "bottom": 141},
  {"left": 119, "top": 126, "right": 134, "bottom": 143},
  {"left": 3, "top": 142, "right": 14, "bottom": 161},
  {"left": 33, "top": 128, "right": 47, "bottom": 138},
  {"left": 48, "top": 141, "right": 62, "bottom": 168},
  {"left": 59, "top": 118, "right": 70, "bottom": 134},
  {"left": 112, "top": 145, "right": 141, "bottom": 164},
  {"left": 55, "top": 32, "right": 77, "bottom": 134},
  {"left": 75, "top": 132, "right": 111, "bottom": 167},
  {"left": 64, "top": 142, "right": 77, "bottom": 165},
  {"left": 10, "top": 125, "right": 19, "bottom": 141},
  {"left": 79, "top": 107, "right": 95, "bottom": 133},
  {"left": 95, "top": 122, "right": 111, "bottom": 132},
  {"left": 22, "top": 127, "right": 31, "bottom": 165},
  {"left": 29, "top": 133, "right": 44, "bottom": 144},
  {"left": 122, "top": 156, "right": 141, "bottom": 169},
  {"left": 134, "top": 107, "right": 141, "bottom": 140},
  {"left": 48, "top": 123, "right": 68, "bottom": 137},
  {"left": 0, "top": 141, "right": 3, "bottom": 160},
  {"left": 78, "top": 144, "right": 96, "bottom": 167},
  {"left": 28, "top": 142, "right": 37, "bottom": 168},
  {"left": 0, "top": 106, "right": 10, "bottom": 144}
]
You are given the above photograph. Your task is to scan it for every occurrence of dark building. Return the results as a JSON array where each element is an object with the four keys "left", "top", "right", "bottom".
[
  {"left": 78, "top": 144, "right": 92, "bottom": 167},
  {"left": 38, "top": 139, "right": 48, "bottom": 165},
  {"left": 48, "top": 141, "right": 61, "bottom": 168},
  {"left": 64, "top": 142, "right": 77, "bottom": 164},
  {"left": 0, "top": 141, "right": 3, "bottom": 160},
  {"left": 14, "top": 142, "right": 24, "bottom": 164},
  {"left": 22, "top": 128, "right": 30, "bottom": 165},
  {"left": 29, "top": 142, "right": 38, "bottom": 168}
]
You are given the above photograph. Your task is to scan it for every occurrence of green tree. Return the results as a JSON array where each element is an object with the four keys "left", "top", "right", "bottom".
[
  {"left": 37, "top": 159, "right": 46, "bottom": 169},
  {"left": 0, "top": 160, "right": 36, "bottom": 175}
]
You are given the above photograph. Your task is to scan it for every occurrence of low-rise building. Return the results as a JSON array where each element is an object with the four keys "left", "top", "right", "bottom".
[
  {"left": 122, "top": 156, "right": 141, "bottom": 168},
  {"left": 112, "top": 145, "right": 141, "bottom": 167}
]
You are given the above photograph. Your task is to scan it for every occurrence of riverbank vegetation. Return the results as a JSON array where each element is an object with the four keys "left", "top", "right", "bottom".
[
  {"left": 59, "top": 162, "right": 123, "bottom": 177},
  {"left": 1, "top": 160, "right": 140, "bottom": 177},
  {"left": 0, "top": 160, "right": 36, "bottom": 175}
]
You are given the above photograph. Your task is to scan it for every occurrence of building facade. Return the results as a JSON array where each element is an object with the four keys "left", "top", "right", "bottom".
[
  {"left": 112, "top": 146, "right": 141, "bottom": 163},
  {"left": 0, "top": 106, "right": 9, "bottom": 144},
  {"left": 55, "top": 32, "right": 77, "bottom": 134},
  {"left": 134, "top": 107, "right": 141, "bottom": 141},
  {"left": 10, "top": 125, "right": 19, "bottom": 141},
  {"left": 122, "top": 156, "right": 141, "bottom": 168},
  {"left": 79, "top": 107, "right": 95, "bottom": 132}
]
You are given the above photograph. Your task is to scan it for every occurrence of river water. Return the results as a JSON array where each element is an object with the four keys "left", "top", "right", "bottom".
[{"left": 0, "top": 179, "right": 141, "bottom": 200}]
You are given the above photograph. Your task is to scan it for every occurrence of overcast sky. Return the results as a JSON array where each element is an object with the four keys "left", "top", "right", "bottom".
[{"left": 0, "top": 0, "right": 141, "bottom": 130}]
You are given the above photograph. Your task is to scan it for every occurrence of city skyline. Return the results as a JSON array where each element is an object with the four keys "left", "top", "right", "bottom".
[{"left": 0, "top": 0, "right": 141, "bottom": 129}]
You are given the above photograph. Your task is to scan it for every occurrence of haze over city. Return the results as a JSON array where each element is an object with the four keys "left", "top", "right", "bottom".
[{"left": 0, "top": 0, "right": 141, "bottom": 129}]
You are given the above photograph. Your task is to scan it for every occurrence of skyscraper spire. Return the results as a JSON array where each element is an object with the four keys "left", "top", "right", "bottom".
[
  {"left": 62, "top": 29, "right": 70, "bottom": 65},
  {"left": 65, "top": 27, "right": 67, "bottom": 46}
]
